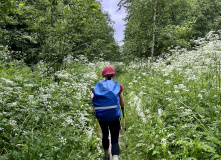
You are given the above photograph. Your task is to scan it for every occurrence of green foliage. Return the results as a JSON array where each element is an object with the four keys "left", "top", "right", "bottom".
[
  {"left": 0, "top": 54, "right": 105, "bottom": 159},
  {"left": 0, "top": 0, "right": 17, "bottom": 20},
  {"left": 118, "top": 31, "right": 221, "bottom": 159},
  {"left": 0, "top": 0, "right": 221, "bottom": 160},
  {"left": 120, "top": 0, "right": 221, "bottom": 59},
  {"left": 0, "top": 0, "right": 120, "bottom": 68}
]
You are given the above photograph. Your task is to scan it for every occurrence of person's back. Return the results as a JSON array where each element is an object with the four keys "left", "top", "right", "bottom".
[
  {"left": 91, "top": 66, "right": 124, "bottom": 160},
  {"left": 93, "top": 80, "right": 121, "bottom": 122}
]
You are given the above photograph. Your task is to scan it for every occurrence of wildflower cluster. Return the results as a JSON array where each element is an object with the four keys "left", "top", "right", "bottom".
[
  {"left": 0, "top": 55, "right": 119, "bottom": 159},
  {"left": 119, "top": 31, "right": 221, "bottom": 159}
]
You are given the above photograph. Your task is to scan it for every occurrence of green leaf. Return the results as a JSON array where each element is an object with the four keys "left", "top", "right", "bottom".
[
  {"left": 199, "top": 144, "right": 216, "bottom": 153},
  {"left": 152, "top": 150, "right": 160, "bottom": 155}
]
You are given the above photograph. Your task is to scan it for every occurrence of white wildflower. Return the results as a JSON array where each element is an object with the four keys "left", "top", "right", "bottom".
[
  {"left": 35, "top": 116, "right": 40, "bottom": 122},
  {"left": 39, "top": 94, "right": 52, "bottom": 100},
  {"left": 52, "top": 117, "right": 57, "bottom": 120},
  {"left": 138, "top": 112, "right": 146, "bottom": 123},
  {"left": 161, "top": 138, "right": 167, "bottom": 146},
  {"left": 189, "top": 116, "right": 194, "bottom": 120},
  {"left": 167, "top": 133, "right": 174, "bottom": 138},
  {"left": 7, "top": 102, "right": 17, "bottom": 107},
  {"left": 165, "top": 91, "right": 171, "bottom": 94},
  {"left": 1, "top": 78, "right": 16, "bottom": 85},
  {"left": 178, "top": 84, "right": 186, "bottom": 89},
  {"left": 9, "top": 119, "right": 17, "bottom": 126},
  {"left": 198, "top": 94, "right": 203, "bottom": 99},
  {"left": 173, "top": 90, "right": 180, "bottom": 94},
  {"left": 24, "top": 84, "right": 35, "bottom": 87},
  {"left": 166, "top": 98, "right": 172, "bottom": 101},
  {"left": 147, "top": 115, "right": 152, "bottom": 119},
  {"left": 185, "top": 109, "right": 192, "bottom": 112},
  {"left": 145, "top": 109, "right": 150, "bottom": 114},
  {"left": 54, "top": 146, "right": 60, "bottom": 151},
  {"left": 139, "top": 91, "right": 146, "bottom": 96},
  {"left": 65, "top": 116, "right": 74, "bottom": 125},
  {"left": 158, "top": 108, "right": 163, "bottom": 116},
  {"left": 23, "top": 131, "right": 28, "bottom": 135},
  {"left": 29, "top": 95, "right": 34, "bottom": 99},
  {"left": 59, "top": 137, "right": 67, "bottom": 145},
  {"left": 164, "top": 80, "right": 171, "bottom": 84}
]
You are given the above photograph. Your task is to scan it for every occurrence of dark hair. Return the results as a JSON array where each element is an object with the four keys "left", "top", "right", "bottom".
[{"left": 106, "top": 74, "right": 114, "bottom": 80}]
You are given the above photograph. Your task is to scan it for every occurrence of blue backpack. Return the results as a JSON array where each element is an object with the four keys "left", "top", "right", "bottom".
[{"left": 92, "top": 80, "right": 121, "bottom": 122}]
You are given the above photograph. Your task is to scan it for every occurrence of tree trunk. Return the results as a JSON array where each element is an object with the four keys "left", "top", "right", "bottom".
[{"left": 150, "top": 0, "right": 157, "bottom": 75}]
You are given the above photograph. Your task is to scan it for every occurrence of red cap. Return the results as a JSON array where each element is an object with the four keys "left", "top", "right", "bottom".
[{"left": 102, "top": 66, "right": 115, "bottom": 77}]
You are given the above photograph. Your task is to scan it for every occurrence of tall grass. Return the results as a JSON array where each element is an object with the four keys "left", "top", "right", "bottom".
[
  {"left": 1, "top": 31, "right": 221, "bottom": 159},
  {"left": 0, "top": 55, "right": 115, "bottom": 159},
  {"left": 118, "top": 31, "right": 221, "bottom": 159}
]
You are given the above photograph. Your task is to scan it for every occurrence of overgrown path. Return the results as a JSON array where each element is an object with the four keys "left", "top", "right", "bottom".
[
  {"left": 115, "top": 39, "right": 221, "bottom": 159},
  {"left": 1, "top": 32, "right": 221, "bottom": 159}
]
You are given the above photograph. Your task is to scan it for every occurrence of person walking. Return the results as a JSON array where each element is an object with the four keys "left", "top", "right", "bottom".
[{"left": 91, "top": 66, "right": 125, "bottom": 160}]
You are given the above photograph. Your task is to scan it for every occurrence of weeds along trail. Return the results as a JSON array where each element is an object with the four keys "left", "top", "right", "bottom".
[
  {"left": 0, "top": 59, "right": 112, "bottom": 159},
  {"left": 1, "top": 31, "right": 221, "bottom": 159},
  {"left": 117, "top": 31, "right": 221, "bottom": 159}
]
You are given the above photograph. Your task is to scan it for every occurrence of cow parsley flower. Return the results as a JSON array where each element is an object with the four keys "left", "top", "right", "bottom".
[
  {"left": 173, "top": 90, "right": 180, "bottom": 94},
  {"left": 198, "top": 94, "right": 203, "bottom": 99},
  {"left": 65, "top": 116, "right": 74, "bottom": 125},
  {"left": 161, "top": 138, "right": 167, "bottom": 146},
  {"left": 59, "top": 137, "right": 67, "bottom": 145},
  {"left": 158, "top": 108, "right": 163, "bottom": 116},
  {"left": 9, "top": 119, "right": 17, "bottom": 126},
  {"left": 167, "top": 133, "right": 174, "bottom": 138},
  {"left": 164, "top": 80, "right": 171, "bottom": 84},
  {"left": 7, "top": 102, "right": 17, "bottom": 107}
]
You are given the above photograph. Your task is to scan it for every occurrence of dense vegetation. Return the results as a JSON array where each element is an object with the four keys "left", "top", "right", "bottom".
[
  {"left": 119, "top": 0, "right": 221, "bottom": 58},
  {"left": 1, "top": 32, "right": 221, "bottom": 159},
  {"left": 1, "top": 0, "right": 221, "bottom": 159},
  {"left": 119, "top": 31, "right": 221, "bottom": 159},
  {"left": 0, "top": 0, "right": 120, "bottom": 68}
]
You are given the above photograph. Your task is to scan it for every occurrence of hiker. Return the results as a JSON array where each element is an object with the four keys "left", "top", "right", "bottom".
[{"left": 91, "top": 66, "right": 125, "bottom": 160}]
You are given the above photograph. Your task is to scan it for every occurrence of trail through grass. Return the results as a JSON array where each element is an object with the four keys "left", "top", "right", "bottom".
[{"left": 1, "top": 31, "right": 221, "bottom": 159}]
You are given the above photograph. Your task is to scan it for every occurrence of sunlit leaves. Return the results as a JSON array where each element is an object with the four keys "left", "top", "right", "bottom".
[
  {"left": 121, "top": 0, "right": 221, "bottom": 59},
  {"left": 0, "top": 0, "right": 120, "bottom": 68}
]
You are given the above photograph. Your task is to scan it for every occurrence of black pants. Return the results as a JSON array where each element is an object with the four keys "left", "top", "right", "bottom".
[{"left": 99, "top": 118, "right": 120, "bottom": 155}]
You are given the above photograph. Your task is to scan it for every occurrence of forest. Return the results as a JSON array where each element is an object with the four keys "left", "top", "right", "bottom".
[{"left": 1, "top": 0, "right": 221, "bottom": 159}]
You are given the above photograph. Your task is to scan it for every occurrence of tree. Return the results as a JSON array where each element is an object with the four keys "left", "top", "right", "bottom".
[
  {"left": 119, "top": 0, "right": 221, "bottom": 59},
  {"left": 0, "top": 0, "right": 120, "bottom": 68},
  {"left": 0, "top": 0, "right": 17, "bottom": 20},
  {"left": 150, "top": 0, "right": 157, "bottom": 74}
]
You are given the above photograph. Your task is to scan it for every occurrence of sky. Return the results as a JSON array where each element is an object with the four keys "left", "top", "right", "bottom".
[{"left": 100, "top": 0, "right": 126, "bottom": 45}]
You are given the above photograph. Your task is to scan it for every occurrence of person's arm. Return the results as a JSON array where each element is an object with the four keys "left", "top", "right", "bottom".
[
  {"left": 91, "top": 93, "right": 94, "bottom": 103},
  {"left": 119, "top": 92, "right": 125, "bottom": 107}
]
